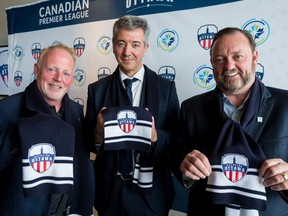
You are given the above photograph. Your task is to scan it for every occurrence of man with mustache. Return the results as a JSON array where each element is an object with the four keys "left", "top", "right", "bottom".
[{"left": 174, "top": 27, "right": 288, "bottom": 216}]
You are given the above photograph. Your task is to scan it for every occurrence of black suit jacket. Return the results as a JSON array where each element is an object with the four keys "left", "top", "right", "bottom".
[
  {"left": 176, "top": 84, "right": 288, "bottom": 216},
  {"left": 85, "top": 65, "right": 180, "bottom": 215},
  {"left": 0, "top": 81, "right": 93, "bottom": 216}
]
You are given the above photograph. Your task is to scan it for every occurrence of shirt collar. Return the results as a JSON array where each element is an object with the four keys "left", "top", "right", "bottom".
[{"left": 120, "top": 65, "right": 144, "bottom": 82}]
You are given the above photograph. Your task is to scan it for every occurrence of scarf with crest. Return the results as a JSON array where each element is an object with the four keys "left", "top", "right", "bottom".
[{"left": 205, "top": 79, "right": 267, "bottom": 216}]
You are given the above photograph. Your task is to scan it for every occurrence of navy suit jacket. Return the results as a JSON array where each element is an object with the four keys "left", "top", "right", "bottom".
[
  {"left": 0, "top": 81, "right": 93, "bottom": 216},
  {"left": 85, "top": 65, "right": 180, "bottom": 215},
  {"left": 176, "top": 84, "right": 288, "bottom": 216}
]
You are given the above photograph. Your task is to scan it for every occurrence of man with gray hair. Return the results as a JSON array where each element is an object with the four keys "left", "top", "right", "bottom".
[{"left": 85, "top": 15, "right": 180, "bottom": 216}]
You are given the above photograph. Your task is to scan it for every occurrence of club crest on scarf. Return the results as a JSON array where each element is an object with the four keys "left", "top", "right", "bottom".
[
  {"left": 221, "top": 153, "right": 248, "bottom": 183},
  {"left": 117, "top": 110, "right": 137, "bottom": 133},
  {"left": 28, "top": 143, "right": 55, "bottom": 173}
]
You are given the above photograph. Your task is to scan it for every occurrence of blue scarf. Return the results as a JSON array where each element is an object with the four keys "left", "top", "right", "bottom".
[{"left": 206, "top": 79, "right": 267, "bottom": 212}]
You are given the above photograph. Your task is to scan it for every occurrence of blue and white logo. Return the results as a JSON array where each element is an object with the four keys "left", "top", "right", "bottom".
[
  {"left": 74, "top": 37, "right": 85, "bottom": 57},
  {"left": 221, "top": 153, "right": 248, "bottom": 183},
  {"left": 242, "top": 18, "right": 270, "bottom": 46},
  {"left": 74, "top": 68, "right": 86, "bottom": 87},
  {"left": 97, "top": 35, "right": 112, "bottom": 55},
  {"left": 31, "top": 42, "right": 41, "bottom": 60},
  {"left": 98, "top": 67, "right": 111, "bottom": 80},
  {"left": 157, "top": 29, "right": 179, "bottom": 52},
  {"left": 28, "top": 143, "right": 55, "bottom": 173},
  {"left": 197, "top": 24, "right": 217, "bottom": 50},
  {"left": 193, "top": 65, "right": 215, "bottom": 90},
  {"left": 117, "top": 110, "right": 137, "bottom": 134},
  {"left": 158, "top": 66, "right": 176, "bottom": 81}
]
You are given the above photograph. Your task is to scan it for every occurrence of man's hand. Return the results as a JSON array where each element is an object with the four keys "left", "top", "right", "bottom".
[
  {"left": 259, "top": 158, "right": 288, "bottom": 191},
  {"left": 180, "top": 149, "right": 212, "bottom": 180},
  {"left": 95, "top": 108, "right": 106, "bottom": 144}
]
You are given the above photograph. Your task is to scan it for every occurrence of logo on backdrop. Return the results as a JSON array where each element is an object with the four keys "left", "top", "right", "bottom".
[
  {"left": 12, "top": 45, "right": 24, "bottom": 61},
  {"left": 97, "top": 35, "right": 112, "bottom": 55},
  {"left": 197, "top": 24, "right": 218, "bottom": 50},
  {"left": 117, "top": 110, "right": 137, "bottom": 134},
  {"left": 74, "top": 37, "right": 85, "bottom": 57},
  {"left": 221, "top": 153, "right": 248, "bottom": 183},
  {"left": 30, "top": 71, "right": 35, "bottom": 83},
  {"left": 158, "top": 66, "right": 176, "bottom": 81},
  {"left": 242, "top": 18, "right": 270, "bottom": 46},
  {"left": 0, "top": 49, "right": 8, "bottom": 88},
  {"left": 98, "top": 67, "right": 111, "bottom": 80},
  {"left": 256, "top": 63, "right": 264, "bottom": 80},
  {"left": 73, "top": 97, "right": 84, "bottom": 109},
  {"left": 14, "top": 71, "right": 23, "bottom": 87},
  {"left": 74, "top": 68, "right": 86, "bottom": 87},
  {"left": 28, "top": 143, "right": 55, "bottom": 173},
  {"left": 193, "top": 65, "right": 215, "bottom": 90},
  {"left": 125, "top": 0, "right": 175, "bottom": 13},
  {"left": 157, "top": 29, "right": 179, "bottom": 52},
  {"left": 31, "top": 43, "right": 41, "bottom": 60},
  {"left": 51, "top": 41, "right": 62, "bottom": 46}
]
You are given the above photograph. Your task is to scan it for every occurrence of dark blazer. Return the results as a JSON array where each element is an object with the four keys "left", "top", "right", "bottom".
[
  {"left": 85, "top": 65, "right": 180, "bottom": 215},
  {"left": 176, "top": 84, "right": 288, "bottom": 216},
  {"left": 0, "top": 81, "right": 93, "bottom": 216}
]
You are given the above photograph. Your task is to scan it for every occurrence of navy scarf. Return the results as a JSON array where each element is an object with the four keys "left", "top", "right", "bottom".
[
  {"left": 206, "top": 79, "right": 267, "bottom": 211},
  {"left": 102, "top": 67, "right": 158, "bottom": 192},
  {"left": 18, "top": 81, "right": 92, "bottom": 215}
]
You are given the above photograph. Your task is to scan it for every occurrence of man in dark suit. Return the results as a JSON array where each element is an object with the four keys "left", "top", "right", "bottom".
[
  {"left": 175, "top": 27, "right": 288, "bottom": 216},
  {"left": 0, "top": 44, "right": 93, "bottom": 216},
  {"left": 85, "top": 15, "right": 180, "bottom": 216}
]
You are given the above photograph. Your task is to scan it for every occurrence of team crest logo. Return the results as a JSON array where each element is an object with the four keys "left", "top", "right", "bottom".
[
  {"left": 28, "top": 143, "right": 56, "bottom": 173},
  {"left": 14, "top": 70, "right": 23, "bottom": 87},
  {"left": 97, "top": 35, "right": 112, "bottom": 55},
  {"left": 74, "top": 68, "right": 86, "bottom": 87},
  {"left": 197, "top": 24, "right": 217, "bottom": 50},
  {"left": 98, "top": 67, "right": 111, "bottom": 80},
  {"left": 193, "top": 65, "right": 215, "bottom": 90},
  {"left": 31, "top": 43, "right": 41, "bottom": 60},
  {"left": 242, "top": 18, "right": 270, "bottom": 46},
  {"left": 0, "top": 49, "right": 8, "bottom": 88},
  {"left": 256, "top": 63, "right": 264, "bottom": 80},
  {"left": 221, "top": 153, "right": 248, "bottom": 183},
  {"left": 158, "top": 66, "right": 176, "bottom": 81},
  {"left": 13, "top": 45, "right": 24, "bottom": 61},
  {"left": 157, "top": 29, "right": 179, "bottom": 52},
  {"left": 117, "top": 110, "right": 137, "bottom": 133},
  {"left": 74, "top": 37, "right": 85, "bottom": 57}
]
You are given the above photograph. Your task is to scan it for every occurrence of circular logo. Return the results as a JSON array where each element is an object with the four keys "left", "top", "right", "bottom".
[
  {"left": 157, "top": 29, "right": 179, "bottom": 52},
  {"left": 97, "top": 35, "right": 112, "bottom": 55},
  {"left": 242, "top": 19, "right": 270, "bottom": 46},
  {"left": 74, "top": 68, "right": 86, "bottom": 87},
  {"left": 193, "top": 65, "right": 215, "bottom": 90}
]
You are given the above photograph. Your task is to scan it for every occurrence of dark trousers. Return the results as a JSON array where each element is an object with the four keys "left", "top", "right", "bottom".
[{"left": 101, "top": 176, "right": 159, "bottom": 216}]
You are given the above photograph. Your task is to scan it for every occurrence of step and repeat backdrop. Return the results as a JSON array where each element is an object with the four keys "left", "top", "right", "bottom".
[{"left": 5, "top": 0, "right": 288, "bottom": 213}]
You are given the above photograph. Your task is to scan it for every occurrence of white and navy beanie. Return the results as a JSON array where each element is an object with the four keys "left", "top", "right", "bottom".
[{"left": 102, "top": 106, "right": 152, "bottom": 152}]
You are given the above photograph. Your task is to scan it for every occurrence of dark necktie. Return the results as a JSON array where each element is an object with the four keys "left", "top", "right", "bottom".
[
  {"left": 123, "top": 78, "right": 137, "bottom": 103},
  {"left": 119, "top": 78, "right": 137, "bottom": 177}
]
